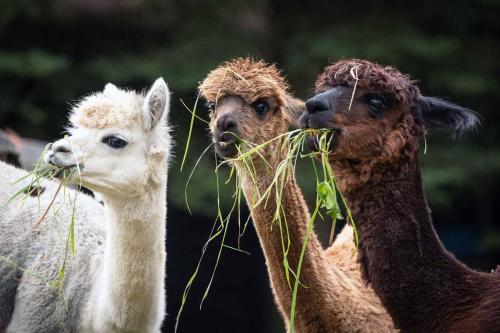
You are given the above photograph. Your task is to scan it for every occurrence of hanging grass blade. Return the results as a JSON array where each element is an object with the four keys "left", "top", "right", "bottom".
[{"left": 180, "top": 94, "right": 204, "bottom": 171}]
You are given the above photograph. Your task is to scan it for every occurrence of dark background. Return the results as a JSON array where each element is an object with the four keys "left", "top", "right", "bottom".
[{"left": 1, "top": 1, "right": 499, "bottom": 332}]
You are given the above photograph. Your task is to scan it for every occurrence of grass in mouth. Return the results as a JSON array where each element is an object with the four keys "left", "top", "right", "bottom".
[
  {"left": 176, "top": 98, "right": 358, "bottom": 333},
  {"left": 1, "top": 137, "right": 82, "bottom": 319}
]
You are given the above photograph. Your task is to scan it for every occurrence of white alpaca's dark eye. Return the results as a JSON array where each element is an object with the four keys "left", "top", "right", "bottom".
[
  {"left": 103, "top": 135, "right": 128, "bottom": 149},
  {"left": 252, "top": 100, "right": 269, "bottom": 115}
]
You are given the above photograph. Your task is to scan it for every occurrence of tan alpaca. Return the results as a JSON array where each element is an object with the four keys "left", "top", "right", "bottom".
[{"left": 199, "top": 58, "right": 396, "bottom": 333}]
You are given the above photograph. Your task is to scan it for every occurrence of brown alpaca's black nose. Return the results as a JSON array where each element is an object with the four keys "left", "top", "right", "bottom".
[
  {"left": 217, "top": 114, "right": 237, "bottom": 132},
  {"left": 305, "top": 91, "right": 331, "bottom": 114}
]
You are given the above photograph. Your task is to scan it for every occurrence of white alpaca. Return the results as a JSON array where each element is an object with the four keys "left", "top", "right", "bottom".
[{"left": 0, "top": 78, "right": 171, "bottom": 333}]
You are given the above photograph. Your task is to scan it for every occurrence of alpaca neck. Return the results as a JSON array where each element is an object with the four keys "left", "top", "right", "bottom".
[
  {"left": 239, "top": 153, "right": 315, "bottom": 284},
  {"left": 333, "top": 143, "right": 487, "bottom": 331},
  {"left": 89, "top": 178, "right": 166, "bottom": 332},
  {"left": 238, "top": 145, "right": 356, "bottom": 332}
]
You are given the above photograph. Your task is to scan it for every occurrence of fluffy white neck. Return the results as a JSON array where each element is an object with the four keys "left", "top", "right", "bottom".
[{"left": 86, "top": 177, "right": 167, "bottom": 333}]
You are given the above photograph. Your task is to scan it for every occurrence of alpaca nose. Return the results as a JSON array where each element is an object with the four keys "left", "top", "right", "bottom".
[
  {"left": 305, "top": 91, "right": 331, "bottom": 114},
  {"left": 217, "top": 114, "right": 237, "bottom": 132},
  {"left": 52, "top": 143, "right": 71, "bottom": 154}
]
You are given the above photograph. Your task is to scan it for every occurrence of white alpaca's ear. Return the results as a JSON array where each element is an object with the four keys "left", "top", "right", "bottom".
[
  {"left": 103, "top": 83, "right": 120, "bottom": 98},
  {"left": 143, "top": 77, "right": 170, "bottom": 130}
]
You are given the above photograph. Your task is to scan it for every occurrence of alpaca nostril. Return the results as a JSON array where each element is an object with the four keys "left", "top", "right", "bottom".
[
  {"left": 224, "top": 119, "right": 236, "bottom": 131},
  {"left": 305, "top": 93, "right": 330, "bottom": 114},
  {"left": 53, "top": 145, "right": 70, "bottom": 154},
  {"left": 217, "top": 114, "right": 238, "bottom": 133}
]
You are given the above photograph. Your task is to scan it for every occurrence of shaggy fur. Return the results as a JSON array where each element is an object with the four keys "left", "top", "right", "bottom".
[
  {"left": 200, "top": 58, "right": 397, "bottom": 333},
  {"left": 315, "top": 59, "right": 420, "bottom": 109},
  {"left": 70, "top": 85, "right": 144, "bottom": 129},
  {"left": 0, "top": 162, "right": 106, "bottom": 331},
  {"left": 199, "top": 57, "right": 289, "bottom": 108},
  {"left": 0, "top": 79, "right": 171, "bottom": 333},
  {"left": 302, "top": 59, "right": 500, "bottom": 332}
]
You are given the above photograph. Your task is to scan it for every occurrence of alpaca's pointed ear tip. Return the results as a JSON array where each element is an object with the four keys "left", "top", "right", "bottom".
[
  {"left": 103, "top": 83, "right": 119, "bottom": 94},
  {"left": 152, "top": 77, "right": 169, "bottom": 92},
  {"left": 143, "top": 77, "right": 170, "bottom": 129},
  {"left": 156, "top": 77, "right": 171, "bottom": 115}
]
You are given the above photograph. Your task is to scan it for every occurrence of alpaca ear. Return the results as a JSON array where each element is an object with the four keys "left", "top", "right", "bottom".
[
  {"left": 143, "top": 77, "right": 170, "bottom": 130},
  {"left": 415, "top": 96, "right": 480, "bottom": 137},
  {"left": 284, "top": 94, "right": 306, "bottom": 128},
  {"left": 103, "top": 83, "right": 121, "bottom": 98}
]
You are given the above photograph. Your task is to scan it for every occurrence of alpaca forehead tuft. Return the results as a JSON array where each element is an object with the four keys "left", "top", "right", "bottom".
[
  {"left": 199, "top": 57, "right": 289, "bottom": 107},
  {"left": 316, "top": 59, "right": 420, "bottom": 108},
  {"left": 70, "top": 89, "right": 145, "bottom": 129}
]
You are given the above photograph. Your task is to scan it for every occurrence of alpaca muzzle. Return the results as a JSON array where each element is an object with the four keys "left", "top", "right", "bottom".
[
  {"left": 214, "top": 131, "right": 239, "bottom": 159},
  {"left": 44, "top": 141, "right": 80, "bottom": 171}
]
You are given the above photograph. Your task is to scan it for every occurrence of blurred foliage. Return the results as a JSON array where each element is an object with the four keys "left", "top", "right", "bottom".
[{"left": 0, "top": 0, "right": 499, "bottom": 247}]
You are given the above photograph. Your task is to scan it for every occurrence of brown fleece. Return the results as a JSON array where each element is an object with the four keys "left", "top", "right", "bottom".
[
  {"left": 200, "top": 58, "right": 397, "bottom": 333},
  {"left": 316, "top": 59, "right": 420, "bottom": 109},
  {"left": 314, "top": 59, "right": 500, "bottom": 333},
  {"left": 199, "top": 58, "right": 289, "bottom": 108}
]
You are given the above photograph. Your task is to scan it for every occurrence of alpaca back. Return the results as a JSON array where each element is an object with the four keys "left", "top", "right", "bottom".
[{"left": 0, "top": 161, "right": 105, "bottom": 332}]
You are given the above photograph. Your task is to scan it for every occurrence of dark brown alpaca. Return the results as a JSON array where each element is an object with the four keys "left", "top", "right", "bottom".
[{"left": 300, "top": 59, "right": 500, "bottom": 333}]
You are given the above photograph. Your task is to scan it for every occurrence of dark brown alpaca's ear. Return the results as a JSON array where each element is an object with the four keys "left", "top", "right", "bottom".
[
  {"left": 415, "top": 96, "right": 480, "bottom": 138},
  {"left": 284, "top": 94, "right": 305, "bottom": 128}
]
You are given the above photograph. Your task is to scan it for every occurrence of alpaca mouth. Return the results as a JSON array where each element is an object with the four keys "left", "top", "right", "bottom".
[
  {"left": 44, "top": 151, "right": 82, "bottom": 178},
  {"left": 218, "top": 141, "right": 233, "bottom": 148},
  {"left": 299, "top": 111, "right": 342, "bottom": 152},
  {"left": 52, "top": 165, "right": 79, "bottom": 179},
  {"left": 51, "top": 162, "right": 82, "bottom": 179},
  {"left": 45, "top": 152, "right": 77, "bottom": 168},
  {"left": 215, "top": 141, "right": 238, "bottom": 159},
  {"left": 306, "top": 129, "right": 340, "bottom": 153},
  {"left": 214, "top": 131, "right": 239, "bottom": 159}
]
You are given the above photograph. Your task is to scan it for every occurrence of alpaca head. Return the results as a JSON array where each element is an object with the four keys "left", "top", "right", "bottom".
[
  {"left": 199, "top": 58, "right": 304, "bottom": 159},
  {"left": 299, "top": 59, "right": 479, "bottom": 163},
  {"left": 44, "top": 78, "right": 171, "bottom": 197}
]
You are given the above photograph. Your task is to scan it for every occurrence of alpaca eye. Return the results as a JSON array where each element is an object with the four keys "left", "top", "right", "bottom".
[
  {"left": 368, "top": 95, "right": 387, "bottom": 117},
  {"left": 207, "top": 102, "right": 216, "bottom": 111},
  {"left": 369, "top": 96, "right": 385, "bottom": 108},
  {"left": 103, "top": 135, "right": 128, "bottom": 149},
  {"left": 252, "top": 100, "right": 269, "bottom": 115}
]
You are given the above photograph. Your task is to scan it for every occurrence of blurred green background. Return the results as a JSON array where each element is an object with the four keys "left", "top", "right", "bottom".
[{"left": 1, "top": 1, "right": 499, "bottom": 332}]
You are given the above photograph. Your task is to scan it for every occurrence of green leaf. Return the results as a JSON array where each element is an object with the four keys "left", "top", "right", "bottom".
[{"left": 317, "top": 181, "right": 343, "bottom": 220}]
